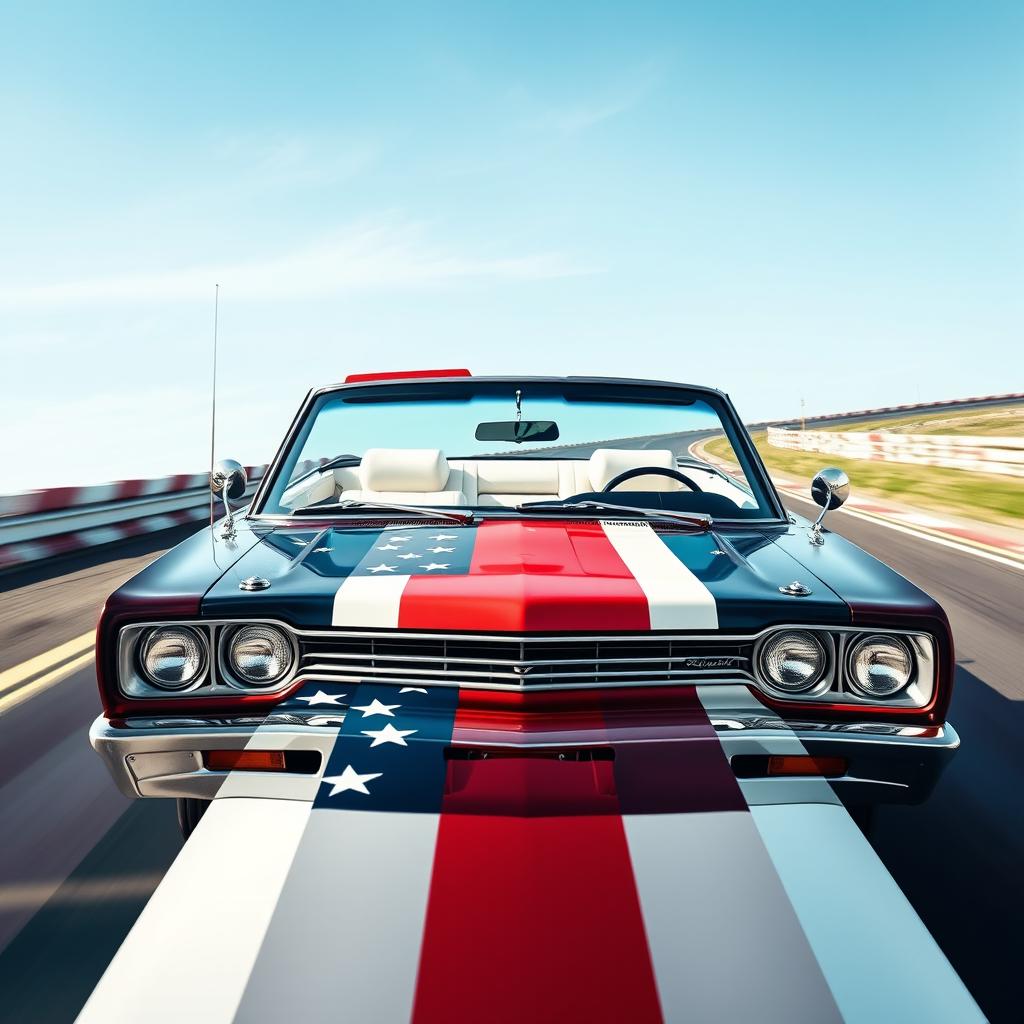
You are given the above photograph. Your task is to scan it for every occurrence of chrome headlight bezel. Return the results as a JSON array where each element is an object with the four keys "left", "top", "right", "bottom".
[
  {"left": 222, "top": 623, "right": 296, "bottom": 688},
  {"left": 118, "top": 619, "right": 300, "bottom": 700},
  {"left": 845, "top": 633, "right": 915, "bottom": 699},
  {"left": 754, "top": 626, "right": 935, "bottom": 708},
  {"left": 756, "top": 629, "right": 832, "bottom": 697},
  {"left": 138, "top": 625, "right": 209, "bottom": 691}
]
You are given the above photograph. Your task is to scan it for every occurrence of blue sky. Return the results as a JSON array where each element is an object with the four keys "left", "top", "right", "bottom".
[{"left": 1, "top": 1, "right": 1021, "bottom": 489}]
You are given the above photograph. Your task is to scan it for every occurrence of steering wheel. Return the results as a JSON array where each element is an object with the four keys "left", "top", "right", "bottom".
[{"left": 602, "top": 466, "right": 701, "bottom": 492}]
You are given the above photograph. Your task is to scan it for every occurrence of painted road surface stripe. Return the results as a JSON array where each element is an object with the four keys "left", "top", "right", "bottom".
[
  {"left": 0, "top": 630, "right": 94, "bottom": 694},
  {"left": 232, "top": 684, "right": 458, "bottom": 1021},
  {"left": 610, "top": 687, "right": 840, "bottom": 1022},
  {"left": 76, "top": 682, "right": 347, "bottom": 1024},
  {"left": 235, "top": 810, "right": 443, "bottom": 1023},
  {"left": 695, "top": 686, "right": 984, "bottom": 1022},
  {"left": 74, "top": 798, "right": 313, "bottom": 1024},
  {"left": 600, "top": 519, "right": 719, "bottom": 629},
  {"left": 822, "top": 499, "right": 1024, "bottom": 574},
  {"left": 0, "top": 649, "right": 95, "bottom": 716},
  {"left": 624, "top": 810, "right": 842, "bottom": 1023},
  {"left": 752, "top": 803, "right": 984, "bottom": 1022}
]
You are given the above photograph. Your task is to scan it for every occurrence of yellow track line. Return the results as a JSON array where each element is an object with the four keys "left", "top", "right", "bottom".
[
  {"left": 0, "top": 649, "right": 95, "bottom": 717},
  {"left": 0, "top": 630, "right": 95, "bottom": 696}
]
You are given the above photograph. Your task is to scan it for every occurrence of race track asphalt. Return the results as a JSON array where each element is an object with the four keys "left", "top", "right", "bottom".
[{"left": 0, "top": 506, "right": 1020, "bottom": 1023}]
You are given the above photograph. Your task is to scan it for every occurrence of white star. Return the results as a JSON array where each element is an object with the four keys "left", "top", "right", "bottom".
[
  {"left": 362, "top": 723, "right": 418, "bottom": 747},
  {"left": 427, "top": 546, "right": 454, "bottom": 553},
  {"left": 366, "top": 563, "right": 398, "bottom": 573},
  {"left": 314, "top": 546, "right": 332, "bottom": 553},
  {"left": 295, "top": 689, "right": 347, "bottom": 706},
  {"left": 320, "top": 764, "right": 382, "bottom": 796},
  {"left": 419, "top": 562, "right": 450, "bottom": 572},
  {"left": 396, "top": 552, "right": 423, "bottom": 559},
  {"left": 429, "top": 533, "right": 457, "bottom": 541},
  {"left": 350, "top": 698, "right": 401, "bottom": 718},
  {"left": 388, "top": 536, "right": 412, "bottom": 543},
  {"left": 377, "top": 543, "right": 402, "bottom": 550},
  {"left": 400, "top": 686, "right": 428, "bottom": 693},
  {"left": 290, "top": 537, "right": 309, "bottom": 546}
]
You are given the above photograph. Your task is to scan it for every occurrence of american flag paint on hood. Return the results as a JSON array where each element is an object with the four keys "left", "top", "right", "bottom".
[
  {"left": 77, "top": 675, "right": 981, "bottom": 1024},
  {"left": 200, "top": 519, "right": 852, "bottom": 632}
]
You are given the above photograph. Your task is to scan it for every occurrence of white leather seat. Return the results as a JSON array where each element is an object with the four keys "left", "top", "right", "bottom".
[
  {"left": 282, "top": 447, "right": 695, "bottom": 509},
  {"left": 587, "top": 449, "right": 680, "bottom": 492},
  {"left": 474, "top": 460, "right": 561, "bottom": 507},
  {"left": 341, "top": 448, "right": 469, "bottom": 505}
]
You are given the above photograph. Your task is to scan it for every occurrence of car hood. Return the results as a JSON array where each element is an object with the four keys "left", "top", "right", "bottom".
[{"left": 201, "top": 518, "right": 851, "bottom": 630}]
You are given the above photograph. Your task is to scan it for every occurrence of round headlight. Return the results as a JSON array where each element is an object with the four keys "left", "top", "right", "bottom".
[
  {"left": 847, "top": 635, "right": 913, "bottom": 698},
  {"left": 141, "top": 626, "right": 207, "bottom": 690},
  {"left": 228, "top": 625, "right": 293, "bottom": 686},
  {"left": 759, "top": 630, "right": 827, "bottom": 694}
]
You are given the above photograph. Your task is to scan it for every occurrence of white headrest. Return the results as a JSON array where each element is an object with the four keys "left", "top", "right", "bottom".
[
  {"left": 360, "top": 448, "right": 450, "bottom": 492},
  {"left": 588, "top": 449, "right": 677, "bottom": 492},
  {"left": 475, "top": 459, "right": 560, "bottom": 495}
]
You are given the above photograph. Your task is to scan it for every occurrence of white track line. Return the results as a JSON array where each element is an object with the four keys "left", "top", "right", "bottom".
[
  {"left": 785, "top": 492, "right": 1024, "bottom": 574},
  {"left": 689, "top": 435, "right": 1024, "bottom": 574}
]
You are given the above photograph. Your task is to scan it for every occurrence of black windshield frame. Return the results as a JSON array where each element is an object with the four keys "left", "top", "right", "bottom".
[{"left": 251, "top": 375, "right": 787, "bottom": 523}]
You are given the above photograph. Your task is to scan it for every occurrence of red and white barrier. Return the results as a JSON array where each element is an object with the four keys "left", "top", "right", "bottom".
[
  {"left": 0, "top": 466, "right": 267, "bottom": 572},
  {"left": 776, "top": 392, "right": 1024, "bottom": 430},
  {"left": 767, "top": 428, "right": 1024, "bottom": 478}
]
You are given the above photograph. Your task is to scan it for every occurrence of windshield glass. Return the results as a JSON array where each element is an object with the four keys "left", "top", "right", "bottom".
[{"left": 259, "top": 379, "right": 778, "bottom": 520}]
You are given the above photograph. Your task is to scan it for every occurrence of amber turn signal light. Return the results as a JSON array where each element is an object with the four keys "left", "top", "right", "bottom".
[
  {"left": 767, "top": 754, "right": 846, "bottom": 777},
  {"left": 204, "top": 749, "right": 286, "bottom": 772},
  {"left": 731, "top": 754, "right": 847, "bottom": 778}
]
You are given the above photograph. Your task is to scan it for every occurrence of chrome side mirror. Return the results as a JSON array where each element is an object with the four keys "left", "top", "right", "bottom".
[
  {"left": 211, "top": 459, "right": 248, "bottom": 538},
  {"left": 808, "top": 467, "right": 849, "bottom": 545}
]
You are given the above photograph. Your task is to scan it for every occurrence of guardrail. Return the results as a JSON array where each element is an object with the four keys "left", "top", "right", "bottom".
[
  {"left": 0, "top": 467, "right": 267, "bottom": 572},
  {"left": 773, "top": 391, "right": 1024, "bottom": 430},
  {"left": 767, "top": 428, "right": 1024, "bottom": 478}
]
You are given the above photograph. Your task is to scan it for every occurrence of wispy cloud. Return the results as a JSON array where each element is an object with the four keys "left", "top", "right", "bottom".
[
  {"left": 207, "top": 134, "right": 379, "bottom": 192},
  {"left": 0, "top": 220, "right": 595, "bottom": 309},
  {"left": 520, "top": 62, "right": 663, "bottom": 137}
]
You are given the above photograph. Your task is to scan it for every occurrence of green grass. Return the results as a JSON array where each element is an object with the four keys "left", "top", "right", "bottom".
[{"left": 704, "top": 431, "right": 1024, "bottom": 531}]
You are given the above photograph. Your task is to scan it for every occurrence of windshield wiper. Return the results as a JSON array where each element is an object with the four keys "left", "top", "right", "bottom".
[
  {"left": 516, "top": 499, "right": 712, "bottom": 531},
  {"left": 291, "top": 499, "right": 475, "bottom": 524},
  {"left": 286, "top": 453, "right": 360, "bottom": 490}
]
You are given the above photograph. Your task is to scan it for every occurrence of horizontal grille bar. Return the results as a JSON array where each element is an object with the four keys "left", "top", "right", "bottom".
[{"left": 297, "top": 632, "right": 756, "bottom": 691}]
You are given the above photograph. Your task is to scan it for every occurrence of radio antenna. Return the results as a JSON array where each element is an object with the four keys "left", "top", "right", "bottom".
[{"left": 209, "top": 283, "right": 220, "bottom": 529}]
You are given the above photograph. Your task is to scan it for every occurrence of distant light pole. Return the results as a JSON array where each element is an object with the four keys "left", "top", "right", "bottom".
[{"left": 800, "top": 397, "right": 806, "bottom": 432}]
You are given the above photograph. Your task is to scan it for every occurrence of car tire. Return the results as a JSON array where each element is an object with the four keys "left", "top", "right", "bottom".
[{"left": 177, "top": 797, "right": 209, "bottom": 840}]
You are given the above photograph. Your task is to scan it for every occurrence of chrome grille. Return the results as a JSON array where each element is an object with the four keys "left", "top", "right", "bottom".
[{"left": 298, "top": 632, "right": 756, "bottom": 691}]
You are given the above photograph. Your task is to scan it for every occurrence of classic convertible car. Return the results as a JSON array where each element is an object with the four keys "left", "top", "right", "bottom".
[{"left": 83, "top": 371, "right": 979, "bottom": 1024}]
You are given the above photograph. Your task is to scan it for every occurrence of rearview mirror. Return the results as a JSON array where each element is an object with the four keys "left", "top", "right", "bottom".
[{"left": 474, "top": 420, "right": 560, "bottom": 444}]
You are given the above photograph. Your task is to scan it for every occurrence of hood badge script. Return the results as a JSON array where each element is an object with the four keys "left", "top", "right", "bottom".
[
  {"left": 680, "top": 656, "right": 745, "bottom": 670},
  {"left": 779, "top": 580, "right": 813, "bottom": 597},
  {"left": 239, "top": 576, "right": 272, "bottom": 592}
]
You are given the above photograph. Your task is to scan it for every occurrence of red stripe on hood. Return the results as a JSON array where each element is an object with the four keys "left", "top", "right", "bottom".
[
  {"left": 411, "top": 693, "right": 663, "bottom": 1024},
  {"left": 398, "top": 519, "right": 651, "bottom": 631},
  {"left": 411, "top": 687, "right": 748, "bottom": 1022}
]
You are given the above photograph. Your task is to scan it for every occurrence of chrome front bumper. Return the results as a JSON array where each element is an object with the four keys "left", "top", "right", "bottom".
[{"left": 90, "top": 709, "right": 959, "bottom": 806}]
